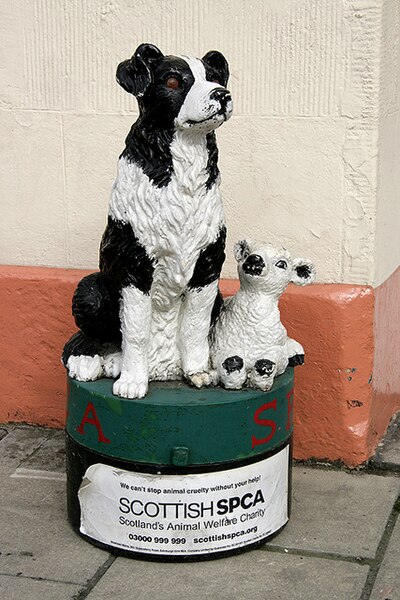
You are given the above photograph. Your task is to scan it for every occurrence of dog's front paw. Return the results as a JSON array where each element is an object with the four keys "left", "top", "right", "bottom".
[
  {"left": 103, "top": 351, "right": 122, "bottom": 378},
  {"left": 113, "top": 373, "right": 148, "bottom": 399},
  {"left": 186, "top": 371, "right": 213, "bottom": 389},
  {"left": 67, "top": 355, "right": 104, "bottom": 382}
]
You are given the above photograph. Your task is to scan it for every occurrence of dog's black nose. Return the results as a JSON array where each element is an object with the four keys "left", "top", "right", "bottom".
[
  {"left": 210, "top": 88, "right": 232, "bottom": 104},
  {"left": 242, "top": 254, "right": 265, "bottom": 276}
]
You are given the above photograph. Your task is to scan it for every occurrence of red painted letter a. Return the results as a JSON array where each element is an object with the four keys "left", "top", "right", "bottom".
[{"left": 76, "top": 402, "right": 110, "bottom": 444}]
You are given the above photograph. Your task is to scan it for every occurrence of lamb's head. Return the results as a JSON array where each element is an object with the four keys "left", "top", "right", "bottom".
[{"left": 234, "top": 240, "right": 316, "bottom": 296}]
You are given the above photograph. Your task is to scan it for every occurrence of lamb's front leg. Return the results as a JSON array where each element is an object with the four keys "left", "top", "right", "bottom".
[
  {"left": 113, "top": 286, "right": 151, "bottom": 399},
  {"left": 179, "top": 280, "right": 218, "bottom": 388}
]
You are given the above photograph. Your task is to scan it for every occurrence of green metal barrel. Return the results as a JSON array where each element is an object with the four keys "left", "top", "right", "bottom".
[{"left": 66, "top": 369, "right": 294, "bottom": 561}]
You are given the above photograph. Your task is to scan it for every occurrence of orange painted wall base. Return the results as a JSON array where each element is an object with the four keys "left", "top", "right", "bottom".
[{"left": 0, "top": 265, "right": 399, "bottom": 467}]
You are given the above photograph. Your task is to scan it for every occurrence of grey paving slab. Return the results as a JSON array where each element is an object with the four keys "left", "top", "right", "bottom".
[
  {"left": 85, "top": 551, "right": 368, "bottom": 600},
  {"left": 0, "top": 426, "right": 51, "bottom": 474},
  {"left": 20, "top": 429, "right": 66, "bottom": 473},
  {"left": 371, "top": 517, "right": 400, "bottom": 600},
  {"left": 0, "top": 574, "right": 80, "bottom": 600},
  {"left": 0, "top": 473, "right": 110, "bottom": 584},
  {"left": 268, "top": 467, "right": 400, "bottom": 558}
]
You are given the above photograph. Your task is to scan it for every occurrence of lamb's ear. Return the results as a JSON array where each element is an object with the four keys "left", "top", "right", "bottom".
[
  {"left": 202, "top": 50, "right": 230, "bottom": 87},
  {"left": 291, "top": 258, "right": 316, "bottom": 286},
  {"left": 116, "top": 43, "right": 163, "bottom": 97},
  {"left": 234, "top": 240, "right": 252, "bottom": 262}
]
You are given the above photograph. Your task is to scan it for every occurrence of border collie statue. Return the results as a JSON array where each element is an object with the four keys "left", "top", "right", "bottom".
[{"left": 62, "top": 44, "right": 233, "bottom": 399}]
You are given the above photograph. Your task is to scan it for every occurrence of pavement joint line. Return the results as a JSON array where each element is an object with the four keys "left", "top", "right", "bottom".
[
  {"left": 11, "top": 423, "right": 46, "bottom": 428},
  {"left": 259, "top": 544, "right": 373, "bottom": 566},
  {"left": 0, "top": 427, "right": 11, "bottom": 442},
  {"left": 0, "top": 571, "right": 80, "bottom": 586},
  {"left": 10, "top": 467, "right": 66, "bottom": 481},
  {"left": 365, "top": 464, "right": 400, "bottom": 476},
  {"left": 359, "top": 492, "right": 400, "bottom": 600},
  {"left": 73, "top": 555, "right": 116, "bottom": 600}
]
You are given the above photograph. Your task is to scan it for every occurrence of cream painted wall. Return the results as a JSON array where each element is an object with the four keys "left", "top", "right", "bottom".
[
  {"left": 375, "top": 0, "right": 400, "bottom": 287},
  {"left": 0, "top": 0, "right": 396, "bottom": 285}
]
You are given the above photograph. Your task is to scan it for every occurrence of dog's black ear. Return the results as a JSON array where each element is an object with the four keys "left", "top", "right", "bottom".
[
  {"left": 202, "top": 50, "right": 229, "bottom": 87},
  {"left": 116, "top": 43, "right": 163, "bottom": 97}
]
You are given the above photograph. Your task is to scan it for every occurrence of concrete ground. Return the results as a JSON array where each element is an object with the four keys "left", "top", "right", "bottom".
[{"left": 0, "top": 425, "right": 399, "bottom": 600}]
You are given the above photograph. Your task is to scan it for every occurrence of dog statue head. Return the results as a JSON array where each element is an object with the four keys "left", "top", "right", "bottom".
[
  {"left": 234, "top": 240, "right": 316, "bottom": 296},
  {"left": 116, "top": 43, "right": 233, "bottom": 133}
]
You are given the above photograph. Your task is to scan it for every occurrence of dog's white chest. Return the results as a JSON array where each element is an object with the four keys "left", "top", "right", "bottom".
[
  {"left": 170, "top": 130, "right": 209, "bottom": 195},
  {"left": 159, "top": 132, "right": 221, "bottom": 253},
  {"left": 109, "top": 131, "right": 224, "bottom": 276}
]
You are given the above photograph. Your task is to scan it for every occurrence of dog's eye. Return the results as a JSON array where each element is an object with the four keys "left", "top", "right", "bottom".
[
  {"left": 166, "top": 76, "right": 180, "bottom": 89},
  {"left": 275, "top": 260, "right": 287, "bottom": 270}
]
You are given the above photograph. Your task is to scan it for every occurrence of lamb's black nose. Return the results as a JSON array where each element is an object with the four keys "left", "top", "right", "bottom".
[
  {"left": 242, "top": 254, "right": 265, "bottom": 276},
  {"left": 210, "top": 88, "right": 232, "bottom": 104}
]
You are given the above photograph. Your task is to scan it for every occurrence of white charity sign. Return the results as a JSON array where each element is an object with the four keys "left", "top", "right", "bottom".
[{"left": 78, "top": 446, "right": 289, "bottom": 556}]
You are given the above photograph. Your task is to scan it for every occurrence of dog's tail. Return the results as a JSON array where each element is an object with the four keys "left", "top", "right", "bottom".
[
  {"left": 72, "top": 272, "right": 121, "bottom": 341},
  {"left": 62, "top": 272, "right": 121, "bottom": 368}
]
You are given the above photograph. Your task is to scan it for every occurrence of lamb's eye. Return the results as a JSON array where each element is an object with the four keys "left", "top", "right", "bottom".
[
  {"left": 275, "top": 260, "right": 287, "bottom": 270},
  {"left": 166, "top": 76, "right": 180, "bottom": 89}
]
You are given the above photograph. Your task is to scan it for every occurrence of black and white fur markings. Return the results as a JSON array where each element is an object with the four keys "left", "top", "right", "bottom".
[{"left": 63, "top": 44, "right": 232, "bottom": 399}]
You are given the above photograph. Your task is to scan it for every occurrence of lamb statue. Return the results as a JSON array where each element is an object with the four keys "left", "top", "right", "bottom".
[{"left": 210, "top": 240, "right": 316, "bottom": 391}]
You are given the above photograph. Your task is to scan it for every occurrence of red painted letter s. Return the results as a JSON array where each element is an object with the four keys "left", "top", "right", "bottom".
[{"left": 251, "top": 399, "right": 277, "bottom": 449}]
